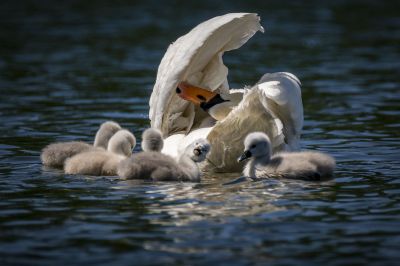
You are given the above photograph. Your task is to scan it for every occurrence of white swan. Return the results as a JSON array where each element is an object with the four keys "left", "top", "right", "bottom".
[
  {"left": 118, "top": 138, "right": 210, "bottom": 182},
  {"left": 41, "top": 121, "right": 121, "bottom": 168},
  {"left": 149, "top": 13, "right": 303, "bottom": 173},
  {"left": 64, "top": 130, "right": 136, "bottom": 176},
  {"left": 238, "top": 132, "right": 335, "bottom": 180}
]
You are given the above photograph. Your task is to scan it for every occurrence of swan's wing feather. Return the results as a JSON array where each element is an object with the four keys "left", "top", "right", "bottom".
[
  {"left": 205, "top": 88, "right": 285, "bottom": 172},
  {"left": 204, "top": 72, "right": 303, "bottom": 172},
  {"left": 256, "top": 72, "right": 303, "bottom": 149},
  {"left": 150, "top": 13, "right": 264, "bottom": 136}
]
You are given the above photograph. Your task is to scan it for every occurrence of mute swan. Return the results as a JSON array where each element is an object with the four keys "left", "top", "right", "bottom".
[
  {"left": 118, "top": 138, "right": 210, "bottom": 182},
  {"left": 41, "top": 121, "right": 121, "bottom": 168},
  {"left": 238, "top": 132, "right": 335, "bottom": 180},
  {"left": 149, "top": 13, "right": 303, "bottom": 173},
  {"left": 64, "top": 130, "right": 136, "bottom": 176}
]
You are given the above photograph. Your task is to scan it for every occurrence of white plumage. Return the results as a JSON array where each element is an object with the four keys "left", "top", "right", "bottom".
[{"left": 149, "top": 13, "right": 304, "bottom": 173}]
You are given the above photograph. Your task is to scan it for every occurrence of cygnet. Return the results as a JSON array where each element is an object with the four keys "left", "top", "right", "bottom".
[
  {"left": 238, "top": 132, "right": 335, "bottom": 180},
  {"left": 93, "top": 121, "right": 123, "bottom": 149},
  {"left": 41, "top": 121, "right": 121, "bottom": 168},
  {"left": 141, "top": 128, "right": 163, "bottom": 152},
  {"left": 118, "top": 137, "right": 210, "bottom": 182},
  {"left": 64, "top": 129, "right": 136, "bottom": 176}
]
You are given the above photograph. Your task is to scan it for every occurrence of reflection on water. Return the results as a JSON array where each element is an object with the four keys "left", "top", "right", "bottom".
[{"left": 1, "top": 0, "right": 400, "bottom": 265}]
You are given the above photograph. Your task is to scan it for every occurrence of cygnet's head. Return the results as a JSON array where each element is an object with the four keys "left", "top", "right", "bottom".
[
  {"left": 186, "top": 138, "right": 211, "bottom": 162},
  {"left": 94, "top": 121, "right": 122, "bottom": 149},
  {"left": 107, "top": 129, "right": 136, "bottom": 157},
  {"left": 141, "top": 128, "right": 163, "bottom": 152},
  {"left": 238, "top": 132, "right": 272, "bottom": 162}
]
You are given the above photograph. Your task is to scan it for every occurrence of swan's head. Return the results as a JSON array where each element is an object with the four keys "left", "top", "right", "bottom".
[
  {"left": 238, "top": 132, "right": 272, "bottom": 162},
  {"left": 141, "top": 128, "right": 163, "bottom": 152},
  {"left": 176, "top": 81, "right": 231, "bottom": 121},
  {"left": 186, "top": 138, "right": 211, "bottom": 162},
  {"left": 176, "top": 82, "right": 218, "bottom": 105},
  {"left": 107, "top": 129, "right": 136, "bottom": 157},
  {"left": 94, "top": 121, "right": 122, "bottom": 149}
]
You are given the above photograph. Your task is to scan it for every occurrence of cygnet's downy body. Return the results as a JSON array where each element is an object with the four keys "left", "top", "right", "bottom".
[
  {"left": 64, "top": 130, "right": 136, "bottom": 176},
  {"left": 238, "top": 132, "right": 335, "bottom": 180},
  {"left": 41, "top": 121, "right": 121, "bottom": 168},
  {"left": 118, "top": 129, "right": 210, "bottom": 182}
]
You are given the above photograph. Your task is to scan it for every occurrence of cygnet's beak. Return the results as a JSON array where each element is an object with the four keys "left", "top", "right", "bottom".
[
  {"left": 176, "top": 81, "right": 218, "bottom": 105},
  {"left": 193, "top": 147, "right": 202, "bottom": 156},
  {"left": 238, "top": 150, "right": 252, "bottom": 162},
  {"left": 193, "top": 143, "right": 210, "bottom": 157}
]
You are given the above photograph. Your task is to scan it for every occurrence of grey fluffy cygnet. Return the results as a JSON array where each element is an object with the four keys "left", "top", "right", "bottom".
[
  {"left": 141, "top": 128, "right": 163, "bottom": 152},
  {"left": 238, "top": 132, "right": 335, "bottom": 181},
  {"left": 41, "top": 121, "right": 121, "bottom": 168},
  {"left": 93, "top": 121, "right": 123, "bottom": 149},
  {"left": 118, "top": 133, "right": 210, "bottom": 182},
  {"left": 64, "top": 130, "right": 136, "bottom": 176}
]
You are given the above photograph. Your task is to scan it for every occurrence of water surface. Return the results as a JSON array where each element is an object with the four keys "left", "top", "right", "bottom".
[{"left": 1, "top": 1, "right": 400, "bottom": 265}]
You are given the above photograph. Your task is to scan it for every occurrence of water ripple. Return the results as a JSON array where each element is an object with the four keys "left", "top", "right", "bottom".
[{"left": 1, "top": 1, "right": 400, "bottom": 265}]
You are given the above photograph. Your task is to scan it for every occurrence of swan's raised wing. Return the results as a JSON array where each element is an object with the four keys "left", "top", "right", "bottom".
[
  {"left": 205, "top": 72, "right": 303, "bottom": 173},
  {"left": 149, "top": 13, "right": 264, "bottom": 136},
  {"left": 256, "top": 72, "right": 303, "bottom": 150}
]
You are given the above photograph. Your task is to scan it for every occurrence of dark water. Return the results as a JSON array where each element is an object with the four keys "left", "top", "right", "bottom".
[{"left": 1, "top": 0, "right": 400, "bottom": 265}]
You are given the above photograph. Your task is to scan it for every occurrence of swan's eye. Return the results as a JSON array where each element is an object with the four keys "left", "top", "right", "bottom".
[
  {"left": 197, "top": 95, "right": 206, "bottom": 102},
  {"left": 176, "top": 87, "right": 181, "bottom": 94},
  {"left": 251, "top": 144, "right": 256, "bottom": 149}
]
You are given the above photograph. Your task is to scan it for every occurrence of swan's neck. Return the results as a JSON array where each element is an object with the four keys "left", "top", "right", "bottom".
[
  {"left": 178, "top": 155, "right": 200, "bottom": 181},
  {"left": 94, "top": 123, "right": 120, "bottom": 149},
  {"left": 108, "top": 142, "right": 129, "bottom": 157},
  {"left": 198, "top": 93, "right": 232, "bottom": 121},
  {"left": 255, "top": 155, "right": 271, "bottom": 166},
  {"left": 94, "top": 129, "right": 111, "bottom": 149},
  {"left": 243, "top": 159, "right": 256, "bottom": 177},
  {"left": 202, "top": 92, "right": 244, "bottom": 121},
  {"left": 244, "top": 155, "right": 270, "bottom": 178},
  {"left": 208, "top": 101, "right": 234, "bottom": 121}
]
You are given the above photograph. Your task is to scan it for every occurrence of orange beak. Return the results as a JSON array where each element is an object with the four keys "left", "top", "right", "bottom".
[{"left": 176, "top": 82, "right": 217, "bottom": 105}]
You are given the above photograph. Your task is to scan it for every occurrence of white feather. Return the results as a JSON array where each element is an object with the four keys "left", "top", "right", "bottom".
[{"left": 149, "top": 13, "right": 303, "bottom": 173}]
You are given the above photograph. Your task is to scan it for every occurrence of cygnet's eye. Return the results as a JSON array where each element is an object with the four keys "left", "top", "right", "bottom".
[{"left": 251, "top": 144, "right": 256, "bottom": 149}]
